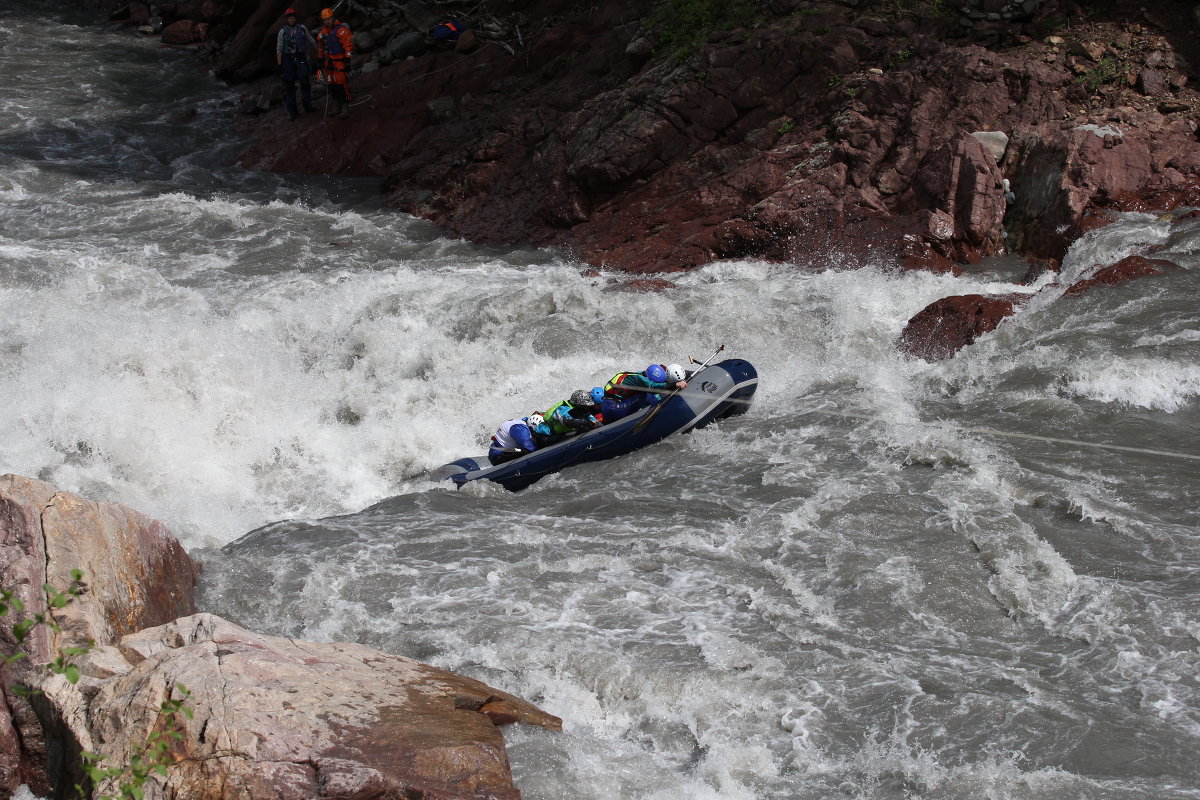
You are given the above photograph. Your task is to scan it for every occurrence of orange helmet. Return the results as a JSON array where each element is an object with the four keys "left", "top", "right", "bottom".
[{"left": 320, "top": 7, "right": 334, "bottom": 19}]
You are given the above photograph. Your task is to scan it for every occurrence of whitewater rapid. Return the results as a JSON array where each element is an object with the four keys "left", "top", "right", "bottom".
[{"left": 3, "top": 5, "right": 1200, "bottom": 800}]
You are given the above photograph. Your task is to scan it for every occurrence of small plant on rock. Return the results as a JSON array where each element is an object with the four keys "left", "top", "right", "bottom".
[
  {"left": 2, "top": 569, "right": 90, "bottom": 690},
  {"left": 80, "top": 685, "right": 192, "bottom": 800},
  {"left": 1079, "top": 54, "right": 1121, "bottom": 93},
  {"left": 2, "top": 573, "right": 193, "bottom": 800}
]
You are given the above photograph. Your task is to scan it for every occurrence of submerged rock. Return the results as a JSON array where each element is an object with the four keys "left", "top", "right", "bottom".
[{"left": 1064, "top": 254, "right": 1177, "bottom": 295}]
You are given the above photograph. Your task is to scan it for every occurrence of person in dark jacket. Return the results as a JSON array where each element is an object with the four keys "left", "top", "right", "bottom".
[
  {"left": 601, "top": 363, "right": 687, "bottom": 423},
  {"left": 543, "top": 389, "right": 602, "bottom": 437},
  {"left": 276, "top": 8, "right": 316, "bottom": 120}
]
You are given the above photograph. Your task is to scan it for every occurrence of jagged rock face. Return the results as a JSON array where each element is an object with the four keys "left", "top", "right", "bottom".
[
  {"left": 0, "top": 474, "right": 199, "bottom": 660},
  {"left": 1005, "top": 113, "right": 1200, "bottom": 261},
  {"left": 234, "top": 1, "right": 1198, "bottom": 272},
  {"left": 0, "top": 474, "right": 200, "bottom": 797}
]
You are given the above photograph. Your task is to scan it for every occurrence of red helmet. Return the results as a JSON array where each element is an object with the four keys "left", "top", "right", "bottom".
[{"left": 284, "top": 7, "right": 297, "bottom": 15}]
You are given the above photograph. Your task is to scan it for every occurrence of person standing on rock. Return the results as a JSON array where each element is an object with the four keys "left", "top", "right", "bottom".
[
  {"left": 276, "top": 8, "right": 316, "bottom": 121},
  {"left": 316, "top": 7, "right": 353, "bottom": 118}
]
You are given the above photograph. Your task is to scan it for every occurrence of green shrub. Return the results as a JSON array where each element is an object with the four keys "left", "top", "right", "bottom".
[
  {"left": 1079, "top": 55, "right": 1120, "bottom": 93},
  {"left": 646, "top": 0, "right": 758, "bottom": 61}
]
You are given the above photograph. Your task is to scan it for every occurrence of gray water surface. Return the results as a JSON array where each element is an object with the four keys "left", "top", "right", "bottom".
[{"left": 2, "top": 6, "right": 1199, "bottom": 799}]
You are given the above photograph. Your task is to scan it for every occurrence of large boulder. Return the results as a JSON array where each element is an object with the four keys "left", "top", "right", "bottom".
[
  {"left": 71, "top": 614, "right": 562, "bottom": 800},
  {"left": 897, "top": 293, "right": 1024, "bottom": 361},
  {"left": 2, "top": 476, "right": 561, "bottom": 799},
  {"left": 0, "top": 474, "right": 200, "bottom": 797}
]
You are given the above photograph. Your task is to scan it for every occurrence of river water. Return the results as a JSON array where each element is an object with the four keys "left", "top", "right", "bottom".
[{"left": 3, "top": 6, "right": 1200, "bottom": 800}]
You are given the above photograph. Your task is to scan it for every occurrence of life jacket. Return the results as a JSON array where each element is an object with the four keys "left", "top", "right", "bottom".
[
  {"left": 490, "top": 418, "right": 530, "bottom": 451},
  {"left": 543, "top": 401, "right": 577, "bottom": 435},
  {"left": 321, "top": 23, "right": 348, "bottom": 57},
  {"left": 430, "top": 19, "right": 466, "bottom": 41},
  {"left": 604, "top": 371, "right": 637, "bottom": 399},
  {"left": 281, "top": 24, "right": 308, "bottom": 56}
]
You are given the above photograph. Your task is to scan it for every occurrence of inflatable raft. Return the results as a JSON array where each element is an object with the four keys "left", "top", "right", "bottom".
[{"left": 430, "top": 358, "right": 758, "bottom": 491}]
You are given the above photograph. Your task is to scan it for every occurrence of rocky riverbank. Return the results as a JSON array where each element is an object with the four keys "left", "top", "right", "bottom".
[
  {"left": 110, "top": 0, "right": 1200, "bottom": 356},
  {"left": 0, "top": 474, "right": 559, "bottom": 799}
]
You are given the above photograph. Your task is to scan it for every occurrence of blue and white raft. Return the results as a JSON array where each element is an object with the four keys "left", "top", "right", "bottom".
[{"left": 431, "top": 358, "right": 758, "bottom": 491}]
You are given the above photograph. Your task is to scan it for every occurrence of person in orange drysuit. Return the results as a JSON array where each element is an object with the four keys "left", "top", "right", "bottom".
[{"left": 316, "top": 7, "right": 353, "bottom": 118}]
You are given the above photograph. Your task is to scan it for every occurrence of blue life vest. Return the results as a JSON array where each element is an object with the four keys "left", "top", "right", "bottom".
[
  {"left": 322, "top": 23, "right": 347, "bottom": 56},
  {"left": 281, "top": 24, "right": 309, "bottom": 57}
]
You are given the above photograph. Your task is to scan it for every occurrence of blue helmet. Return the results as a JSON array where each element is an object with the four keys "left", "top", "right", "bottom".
[
  {"left": 646, "top": 363, "right": 667, "bottom": 382},
  {"left": 590, "top": 386, "right": 605, "bottom": 404}
]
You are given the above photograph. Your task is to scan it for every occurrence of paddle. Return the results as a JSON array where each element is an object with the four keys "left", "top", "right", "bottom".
[{"left": 632, "top": 344, "right": 725, "bottom": 434}]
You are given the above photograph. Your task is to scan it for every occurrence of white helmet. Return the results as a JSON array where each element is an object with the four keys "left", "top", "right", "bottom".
[
  {"left": 665, "top": 363, "right": 686, "bottom": 383},
  {"left": 526, "top": 413, "right": 545, "bottom": 428}
]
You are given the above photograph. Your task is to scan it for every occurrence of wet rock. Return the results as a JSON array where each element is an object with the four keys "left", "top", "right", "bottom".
[
  {"left": 1063, "top": 254, "right": 1175, "bottom": 296},
  {"left": 1003, "top": 113, "right": 1200, "bottom": 261},
  {"left": 609, "top": 277, "right": 674, "bottom": 292},
  {"left": 897, "top": 294, "right": 1023, "bottom": 361},
  {"left": 127, "top": 2, "right": 150, "bottom": 26},
  {"left": 230, "top": 1, "right": 1200, "bottom": 274}
]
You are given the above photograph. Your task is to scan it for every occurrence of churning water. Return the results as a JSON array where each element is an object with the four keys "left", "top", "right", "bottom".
[{"left": 3, "top": 5, "right": 1199, "bottom": 799}]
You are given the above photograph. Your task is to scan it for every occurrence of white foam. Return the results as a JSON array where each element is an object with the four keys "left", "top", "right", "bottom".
[{"left": 1062, "top": 357, "right": 1200, "bottom": 411}]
